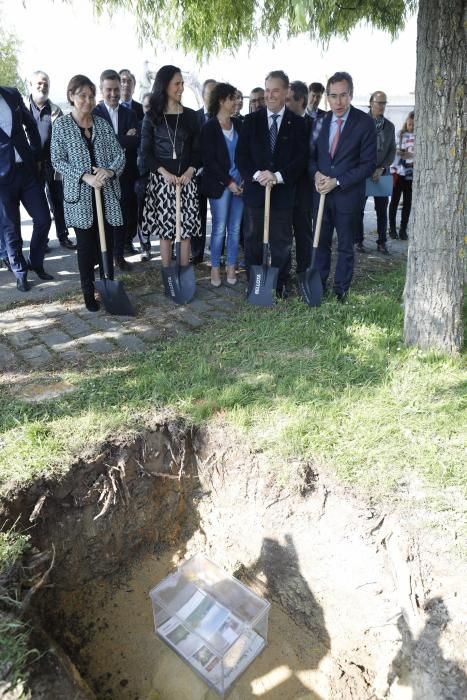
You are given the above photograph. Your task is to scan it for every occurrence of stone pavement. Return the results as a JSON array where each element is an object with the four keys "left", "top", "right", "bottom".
[
  {"left": 0, "top": 203, "right": 408, "bottom": 374},
  {"left": 0, "top": 270, "right": 245, "bottom": 372}
]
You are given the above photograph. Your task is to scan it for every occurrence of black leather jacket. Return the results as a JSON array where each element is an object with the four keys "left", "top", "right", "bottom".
[{"left": 138, "top": 107, "right": 200, "bottom": 176}]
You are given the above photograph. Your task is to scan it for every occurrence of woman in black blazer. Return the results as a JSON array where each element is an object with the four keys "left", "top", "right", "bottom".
[{"left": 200, "top": 83, "right": 243, "bottom": 286}]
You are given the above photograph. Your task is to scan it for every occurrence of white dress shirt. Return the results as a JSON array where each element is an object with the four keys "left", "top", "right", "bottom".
[
  {"left": 105, "top": 104, "right": 119, "bottom": 134},
  {"left": 253, "top": 105, "right": 286, "bottom": 184}
]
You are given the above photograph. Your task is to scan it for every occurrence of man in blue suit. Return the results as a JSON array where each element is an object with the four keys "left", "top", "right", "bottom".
[
  {"left": 93, "top": 69, "right": 138, "bottom": 269},
  {"left": 0, "top": 86, "right": 52, "bottom": 292},
  {"left": 236, "top": 70, "right": 307, "bottom": 297},
  {"left": 309, "top": 71, "right": 376, "bottom": 301}
]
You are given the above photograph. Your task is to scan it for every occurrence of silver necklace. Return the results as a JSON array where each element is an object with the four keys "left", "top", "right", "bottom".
[{"left": 163, "top": 109, "right": 181, "bottom": 159}]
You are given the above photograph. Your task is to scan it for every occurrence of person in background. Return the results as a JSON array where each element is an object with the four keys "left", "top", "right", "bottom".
[
  {"left": 119, "top": 69, "right": 144, "bottom": 121},
  {"left": 28, "top": 70, "right": 76, "bottom": 251},
  {"left": 193, "top": 78, "right": 216, "bottom": 264},
  {"left": 233, "top": 90, "right": 244, "bottom": 120},
  {"left": 249, "top": 87, "right": 265, "bottom": 113},
  {"left": 236, "top": 70, "right": 307, "bottom": 298},
  {"left": 51, "top": 74, "right": 125, "bottom": 311},
  {"left": 200, "top": 82, "right": 243, "bottom": 286},
  {"left": 136, "top": 92, "right": 152, "bottom": 261},
  {"left": 355, "top": 90, "right": 396, "bottom": 254},
  {"left": 309, "top": 71, "right": 376, "bottom": 302},
  {"left": 389, "top": 111, "right": 414, "bottom": 241},
  {"left": 93, "top": 69, "right": 139, "bottom": 266},
  {"left": 285, "top": 80, "right": 313, "bottom": 278},
  {"left": 306, "top": 82, "right": 326, "bottom": 119},
  {"left": 142, "top": 92, "right": 151, "bottom": 114},
  {"left": 139, "top": 65, "right": 201, "bottom": 269},
  {"left": 0, "top": 84, "right": 52, "bottom": 292}
]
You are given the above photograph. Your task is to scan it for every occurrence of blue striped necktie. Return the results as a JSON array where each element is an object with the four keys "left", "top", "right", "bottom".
[{"left": 270, "top": 113, "right": 279, "bottom": 152}]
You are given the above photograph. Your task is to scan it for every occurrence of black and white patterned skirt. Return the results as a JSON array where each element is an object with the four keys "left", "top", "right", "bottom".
[{"left": 141, "top": 171, "right": 201, "bottom": 240}]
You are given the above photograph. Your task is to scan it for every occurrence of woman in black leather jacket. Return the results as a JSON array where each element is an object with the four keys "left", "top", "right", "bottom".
[{"left": 138, "top": 65, "right": 201, "bottom": 267}]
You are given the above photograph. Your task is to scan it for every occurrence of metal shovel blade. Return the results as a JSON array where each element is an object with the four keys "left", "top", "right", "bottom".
[
  {"left": 162, "top": 264, "right": 196, "bottom": 305},
  {"left": 95, "top": 278, "right": 135, "bottom": 316},
  {"left": 298, "top": 268, "right": 323, "bottom": 308},
  {"left": 247, "top": 263, "right": 279, "bottom": 307}
]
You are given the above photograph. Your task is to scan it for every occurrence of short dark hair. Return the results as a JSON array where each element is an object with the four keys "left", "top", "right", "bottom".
[
  {"left": 290, "top": 80, "right": 308, "bottom": 108},
  {"left": 308, "top": 82, "right": 325, "bottom": 94},
  {"left": 208, "top": 82, "right": 236, "bottom": 117},
  {"left": 265, "top": 70, "right": 289, "bottom": 89},
  {"left": 250, "top": 87, "right": 264, "bottom": 95},
  {"left": 326, "top": 72, "right": 353, "bottom": 97},
  {"left": 202, "top": 79, "right": 216, "bottom": 96},
  {"left": 67, "top": 75, "right": 96, "bottom": 105},
  {"left": 100, "top": 69, "right": 121, "bottom": 85},
  {"left": 119, "top": 69, "right": 136, "bottom": 83}
]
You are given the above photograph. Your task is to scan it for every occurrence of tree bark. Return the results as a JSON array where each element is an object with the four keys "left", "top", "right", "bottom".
[{"left": 403, "top": 0, "right": 466, "bottom": 353}]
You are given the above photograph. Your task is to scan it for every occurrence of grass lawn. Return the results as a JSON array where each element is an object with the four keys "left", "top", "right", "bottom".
[{"left": 0, "top": 263, "right": 465, "bottom": 507}]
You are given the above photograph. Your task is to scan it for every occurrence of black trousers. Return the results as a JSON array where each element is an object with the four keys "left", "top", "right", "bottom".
[
  {"left": 74, "top": 220, "right": 113, "bottom": 297},
  {"left": 43, "top": 168, "right": 68, "bottom": 239},
  {"left": 191, "top": 193, "right": 207, "bottom": 262},
  {"left": 356, "top": 196, "right": 389, "bottom": 245},
  {"left": 389, "top": 176, "right": 412, "bottom": 233},
  {"left": 290, "top": 207, "right": 313, "bottom": 274},
  {"left": 244, "top": 205, "right": 293, "bottom": 292}
]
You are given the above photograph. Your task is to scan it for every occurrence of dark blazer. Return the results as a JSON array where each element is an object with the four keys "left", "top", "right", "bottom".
[
  {"left": 199, "top": 117, "right": 242, "bottom": 199},
  {"left": 93, "top": 102, "right": 138, "bottom": 185},
  {"left": 0, "top": 87, "right": 41, "bottom": 184},
  {"left": 196, "top": 107, "right": 210, "bottom": 130},
  {"left": 308, "top": 105, "right": 377, "bottom": 211},
  {"left": 236, "top": 107, "right": 307, "bottom": 209},
  {"left": 128, "top": 99, "right": 144, "bottom": 121}
]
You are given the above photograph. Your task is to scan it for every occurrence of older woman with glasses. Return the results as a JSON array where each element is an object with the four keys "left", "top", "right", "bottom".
[{"left": 51, "top": 74, "right": 125, "bottom": 311}]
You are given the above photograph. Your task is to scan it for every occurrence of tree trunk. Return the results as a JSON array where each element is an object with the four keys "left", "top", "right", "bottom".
[{"left": 403, "top": 0, "right": 466, "bottom": 353}]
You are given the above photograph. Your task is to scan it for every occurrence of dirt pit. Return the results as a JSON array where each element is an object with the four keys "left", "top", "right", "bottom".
[{"left": 5, "top": 416, "right": 466, "bottom": 699}]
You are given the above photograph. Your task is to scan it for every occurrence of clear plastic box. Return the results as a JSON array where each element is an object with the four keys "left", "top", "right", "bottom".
[{"left": 149, "top": 553, "right": 270, "bottom": 697}]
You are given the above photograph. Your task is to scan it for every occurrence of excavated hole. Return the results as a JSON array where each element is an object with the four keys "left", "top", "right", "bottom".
[{"left": 7, "top": 417, "right": 466, "bottom": 700}]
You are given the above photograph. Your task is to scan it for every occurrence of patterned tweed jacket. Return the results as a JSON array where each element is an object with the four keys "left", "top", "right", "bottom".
[{"left": 51, "top": 114, "right": 125, "bottom": 229}]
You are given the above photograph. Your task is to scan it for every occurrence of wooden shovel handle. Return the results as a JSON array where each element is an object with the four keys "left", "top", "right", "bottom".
[
  {"left": 94, "top": 188, "right": 107, "bottom": 254},
  {"left": 263, "top": 183, "right": 272, "bottom": 245},
  {"left": 175, "top": 183, "right": 181, "bottom": 244},
  {"left": 312, "top": 193, "right": 326, "bottom": 249}
]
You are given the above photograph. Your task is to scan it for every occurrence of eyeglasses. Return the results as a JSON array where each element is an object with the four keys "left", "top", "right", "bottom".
[
  {"left": 373, "top": 101, "right": 387, "bottom": 105},
  {"left": 328, "top": 92, "right": 350, "bottom": 100}
]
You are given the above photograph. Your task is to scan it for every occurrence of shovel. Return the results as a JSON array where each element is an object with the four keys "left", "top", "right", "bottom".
[
  {"left": 94, "top": 188, "right": 135, "bottom": 316},
  {"left": 247, "top": 184, "right": 278, "bottom": 306},
  {"left": 298, "top": 192, "right": 326, "bottom": 307},
  {"left": 162, "top": 183, "right": 196, "bottom": 304}
]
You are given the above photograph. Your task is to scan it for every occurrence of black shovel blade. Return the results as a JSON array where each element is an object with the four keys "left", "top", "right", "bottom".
[
  {"left": 95, "top": 278, "right": 135, "bottom": 316},
  {"left": 247, "top": 263, "right": 279, "bottom": 307},
  {"left": 298, "top": 267, "right": 323, "bottom": 308},
  {"left": 162, "top": 263, "right": 196, "bottom": 305}
]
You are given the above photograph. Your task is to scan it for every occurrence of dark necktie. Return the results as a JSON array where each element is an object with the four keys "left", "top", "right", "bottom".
[
  {"left": 330, "top": 117, "right": 343, "bottom": 158},
  {"left": 270, "top": 113, "right": 279, "bottom": 152}
]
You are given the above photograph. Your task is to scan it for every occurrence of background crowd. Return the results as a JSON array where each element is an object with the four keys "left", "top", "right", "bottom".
[{"left": 0, "top": 66, "right": 415, "bottom": 310}]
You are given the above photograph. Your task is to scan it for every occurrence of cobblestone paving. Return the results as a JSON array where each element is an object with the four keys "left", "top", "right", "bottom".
[{"left": 0, "top": 269, "right": 246, "bottom": 372}]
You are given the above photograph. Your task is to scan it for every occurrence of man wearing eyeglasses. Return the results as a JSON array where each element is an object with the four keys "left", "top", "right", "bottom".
[
  {"left": 309, "top": 71, "right": 376, "bottom": 302},
  {"left": 355, "top": 91, "right": 396, "bottom": 254}
]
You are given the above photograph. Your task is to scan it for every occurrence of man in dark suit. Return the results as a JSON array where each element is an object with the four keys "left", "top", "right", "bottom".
[
  {"left": 193, "top": 78, "right": 216, "bottom": 264},
  {"left": 93, "top": 69, "right": 139, "bottom": 269},
  {"left": 286, "top": 80, "right": 313, "bottom": 276},
  {"left": 0, "top": 85, "right": 52, "bottom": 292},
  {"left": 28, "top": 70, "right": 76, "bottom": 250},
  {"left": 236, "top": 70, "right": 308, "bottom": 297},
  {"left": 119, "top": 69, "right": 144, "bottom": 121},
  {"left": 309, "top": 71, "right": 377, "bottom": 302}
]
